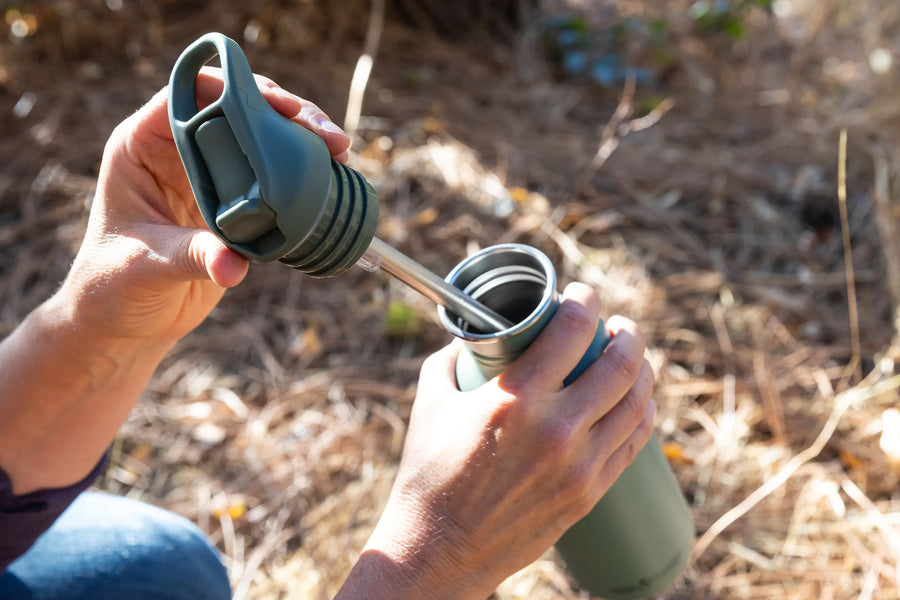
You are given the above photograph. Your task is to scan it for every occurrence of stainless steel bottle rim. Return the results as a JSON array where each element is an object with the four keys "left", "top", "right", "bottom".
[{"left": 438, "top": 243, "right": 557, "bottom": 342}]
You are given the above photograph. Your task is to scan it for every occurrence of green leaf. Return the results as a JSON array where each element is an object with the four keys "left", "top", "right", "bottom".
[{"left": 384, "top": 300, "right": 421, "bottom": 336}]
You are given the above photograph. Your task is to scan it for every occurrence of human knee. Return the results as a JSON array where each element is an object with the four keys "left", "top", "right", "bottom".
[{"left": 68, "top": 493, "right": 231, "bottom": 599}]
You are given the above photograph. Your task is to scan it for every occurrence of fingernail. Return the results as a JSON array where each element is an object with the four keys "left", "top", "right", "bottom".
[{"left": 316, "top": 117, "right": 348, "bottom": 137}]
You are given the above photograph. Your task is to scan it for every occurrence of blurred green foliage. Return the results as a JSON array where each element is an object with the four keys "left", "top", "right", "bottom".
[
  {"left": 384, "top": 300, "right": 422, "bottom": 336},
  {"left": 543, "top": 13, "right": 666, "bottom": 87},
  {"left": 543, "top": 1, "right": 775, "bottom": 90},
  {"left": 688, "top": 0, "right": 774, "bottom": 39}
]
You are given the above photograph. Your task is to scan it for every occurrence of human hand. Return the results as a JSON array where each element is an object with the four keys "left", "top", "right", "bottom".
[
  {"left": 57, "top": 67, "right": 350, "bottom": 345},
  {"left": 0, "top": 70, "right": 350, "bottom": 494},
  {"left": 341, "top": 283, "right": 656, "bottom": 599}
]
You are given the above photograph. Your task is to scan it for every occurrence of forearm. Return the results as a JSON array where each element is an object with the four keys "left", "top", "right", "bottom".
[{"left": 0, "top": 289, "right": 172, "bottom": 495}]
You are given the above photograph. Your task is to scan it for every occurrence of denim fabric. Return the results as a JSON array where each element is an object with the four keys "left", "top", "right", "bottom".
[
  {"left": 0, "top": 492, "right": 231, "bottom": 600},
  {"left": 0, "top": 456, "right": 109, "bottom": 572}
]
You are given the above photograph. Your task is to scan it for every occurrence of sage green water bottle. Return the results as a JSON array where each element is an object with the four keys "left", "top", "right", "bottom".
[{"left": 437, "top": 244, "right": 694, "bottom": 599}]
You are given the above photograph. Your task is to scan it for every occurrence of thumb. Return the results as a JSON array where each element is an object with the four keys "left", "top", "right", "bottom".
[{"left": 177, "top": 229, "right": 250, "bottom": 287}]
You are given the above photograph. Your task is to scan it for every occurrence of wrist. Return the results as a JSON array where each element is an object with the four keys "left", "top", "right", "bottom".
[
  {"left": 339, "top": 543, "right": 483, "bottom": 600},
  {"left": 42, "top": 285, "right": 175, "bottom": 359},
  {"left": 0, "top": 293, "right": 174, "bottom": 493},
  {"left": 337, "top": 495, "right": 493, "bottom": 600}
]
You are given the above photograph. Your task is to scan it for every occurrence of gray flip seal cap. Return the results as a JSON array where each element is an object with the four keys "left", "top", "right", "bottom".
[{"left": 168, "top": 32, "right": 378, "bottom": 277}]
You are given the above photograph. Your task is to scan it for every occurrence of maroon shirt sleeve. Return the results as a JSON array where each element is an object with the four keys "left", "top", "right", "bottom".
[{"left": 0, "top": 455, "right": 108, "bottom": 573}]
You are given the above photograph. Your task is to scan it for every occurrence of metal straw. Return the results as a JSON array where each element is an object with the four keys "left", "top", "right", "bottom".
[{"left": 363, "top": 237, "right": 514, "bottom": 333}]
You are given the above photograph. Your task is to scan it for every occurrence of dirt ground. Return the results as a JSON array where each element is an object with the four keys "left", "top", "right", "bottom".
[{"left": 2, "top": 1, "right": 900, "bottom": 598}]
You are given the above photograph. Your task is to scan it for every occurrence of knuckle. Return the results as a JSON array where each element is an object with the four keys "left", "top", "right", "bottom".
[
  {"left": 574, "top": 492, "right": 599, "bottom": 521},
  {"left": 176, "top": 236, "right": 205, "bottom": 279},
  {"left": 618, "top": 422, "right": 654, "bottom": 471},
  {"left": 636, "top": 408, "right": 655, "bottom": 441},
  {"left": 254, "top": 74, "right": 277, "bottom": 88},
  {"left": 623, "top": 390, "right": 647, "bottom": 424},
  {"left": 501, "top": 361, "right": 554, "bottom": 397},
  {"left": 299, "top": 101, "right": 325, "bottom": 119},
  {"left": 481, "top": 383, "right": 518, "bottom": 423},
  {"left": 632, "top": 362, "right": 655, "bottom": 403},
  {"left": 537, "top": 417, "right": 577, "bottom": 458},
  {"left": 604, "top": 345, "right": 642, "bottom": 383},
  {"left": 555, "top": 299, "right": 599, "bottom": 336},
  {"left": 619, "top": 436, "right": 641, "bottom": 466},
  {"left": 564, "top": 462, "right": 598, "bottom": 517}
]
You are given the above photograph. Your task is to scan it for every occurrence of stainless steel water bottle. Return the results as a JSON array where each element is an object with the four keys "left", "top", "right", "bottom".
[{"left": 438, "top": 244, "right": 694, "bottom": 599}]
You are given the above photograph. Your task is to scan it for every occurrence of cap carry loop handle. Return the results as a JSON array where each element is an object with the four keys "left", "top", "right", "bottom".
[{"left": 168, "top": 32, "right": 333, "bottom": 262}]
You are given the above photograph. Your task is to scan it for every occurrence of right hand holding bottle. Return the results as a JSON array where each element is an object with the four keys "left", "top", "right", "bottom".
[{"left": 340, "top": 283, "right": 656, "bottom": 599}]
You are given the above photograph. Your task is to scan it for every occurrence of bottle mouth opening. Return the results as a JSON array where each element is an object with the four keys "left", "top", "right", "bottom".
[{"left": 439, "top": 244, "right": 557, "bottom": 340}]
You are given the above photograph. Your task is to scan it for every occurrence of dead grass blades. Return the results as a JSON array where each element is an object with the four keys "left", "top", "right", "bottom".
[{"left": 2, "top": 1, "right": 900, "bottom": 598}]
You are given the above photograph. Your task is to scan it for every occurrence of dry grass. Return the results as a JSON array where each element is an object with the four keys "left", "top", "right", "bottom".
[{"left": 2, "top": 0, "right": 900, "bottom": 598}]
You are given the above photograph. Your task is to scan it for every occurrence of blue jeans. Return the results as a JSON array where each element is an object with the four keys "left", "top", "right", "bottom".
[{"left": 0, "top": 492, "right": 231, "bottom": 600}]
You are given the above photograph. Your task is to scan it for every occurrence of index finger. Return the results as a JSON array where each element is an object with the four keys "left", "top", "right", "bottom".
[
  {"left": 195, "top": 67, "right": 351, "bottom": 161},
  {"left": 133, "top": 67, "right": 350, "bottom": 162},
  {"left": 566, "top": 315, "right": 648, "bottom": 422},
  {"left": 498, "top": 282, "right": 602, "bottom": 396}
]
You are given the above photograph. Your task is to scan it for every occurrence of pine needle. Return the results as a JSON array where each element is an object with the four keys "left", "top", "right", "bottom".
[{"left": 838, "top": 128, "right": 862, "bottom": 383}]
